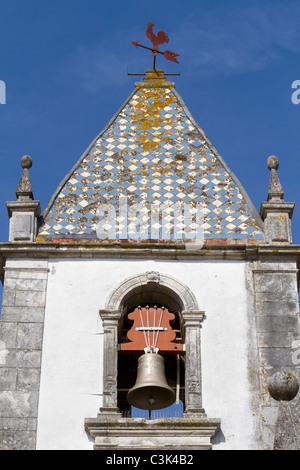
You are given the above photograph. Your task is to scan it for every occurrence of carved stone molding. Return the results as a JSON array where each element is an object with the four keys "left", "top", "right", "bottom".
[
  {"left": 90, "top": 272, "right": 219, "bottom": 449},
  {"left": 99, "top": 309, "right": 122, "bottom": 416},
  {"left": 146, "top": 270, "right": 160, "bottom": 283},
  {"left": 182, "top": 310, "right": 206, "bottom": 416},
  {"left": 85, "top": 416, "right": 221, "bottom": 450},
  {"left": 105, "top": 271, "right": 200, "bottom": 312}
]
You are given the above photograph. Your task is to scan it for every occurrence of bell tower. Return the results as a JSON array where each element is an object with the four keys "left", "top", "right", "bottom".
[{"left": 0, "top": 61, "right": 299, "bottom": 449}]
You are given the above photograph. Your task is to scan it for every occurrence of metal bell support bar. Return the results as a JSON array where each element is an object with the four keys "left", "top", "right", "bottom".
[{"left": 136, "top": 305, "right": 167, "bottom": 353}]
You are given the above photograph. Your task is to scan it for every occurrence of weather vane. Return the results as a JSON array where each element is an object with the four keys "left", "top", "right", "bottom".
[{"left": 131, "top": 22, "right": 180, "bottom": 73}]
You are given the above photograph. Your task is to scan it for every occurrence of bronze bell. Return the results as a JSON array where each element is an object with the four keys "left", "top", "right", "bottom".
[{"left": 127, "top": 353, "right": 175, "bottom": 410}]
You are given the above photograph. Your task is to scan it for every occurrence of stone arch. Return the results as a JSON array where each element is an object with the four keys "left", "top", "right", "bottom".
[
  {"left": 99, "top": 270, "right": 205, "bottom": 419},
  {"left": 105, "top": 271, "right": 200, "bottom": 314}
]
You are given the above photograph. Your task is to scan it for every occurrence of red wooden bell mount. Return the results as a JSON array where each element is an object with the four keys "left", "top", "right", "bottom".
[{"left": 119, "top": 306, "right": 184, "bottom": 354}]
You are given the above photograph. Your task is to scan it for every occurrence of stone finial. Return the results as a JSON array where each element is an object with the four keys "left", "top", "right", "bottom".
[
  {"left": 21, "top": 155, "right": 33, "bottom": 169},
  {"left": 268, "top": 371, "right": 299, "bottom": 402},
  {"left": 267, "top": 155, "right": 284, "bottom": 202},
  {"left": 16, "top": 155, "right": 34, "bottom": 201},
  {"left": 267, "top": 155, "right": 279, "bottom": 171},
  {"left": 269, "top": 371, "right": 300, "bottom": 450},
  {"left": 260, "top": 155, "right": 295, "bottom": 244},
  {"left": 6, "top": 155, "right": 41, "bottom": 242}
]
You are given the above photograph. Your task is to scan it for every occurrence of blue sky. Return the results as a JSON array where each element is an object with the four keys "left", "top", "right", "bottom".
[{"left": 1, "top": 0, "right": 300, "bottom": 302}]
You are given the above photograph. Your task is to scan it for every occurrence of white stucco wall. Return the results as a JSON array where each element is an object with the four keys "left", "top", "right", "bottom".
[{"left": 36, "top": 258, "right": 258, "bottom": 450}]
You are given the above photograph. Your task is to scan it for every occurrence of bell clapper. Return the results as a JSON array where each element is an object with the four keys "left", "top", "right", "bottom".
[{"left": 148, "top": 395, "right": 155, "bottom": 406}]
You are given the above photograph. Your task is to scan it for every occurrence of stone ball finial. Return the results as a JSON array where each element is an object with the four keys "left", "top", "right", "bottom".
[
  {"left": 21, "top": 155, "right": 32, "bottom": 170},
  {"left": 267, "top": 155, "right": 279, "bottom": 171},
  {"left": 268, "top": 371, "right": 299, "bottom": 402}
]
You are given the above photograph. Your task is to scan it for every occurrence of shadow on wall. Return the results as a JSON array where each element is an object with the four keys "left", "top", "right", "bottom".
[{"left": 211, "top": 428, "right": 226, "bottom": 445}]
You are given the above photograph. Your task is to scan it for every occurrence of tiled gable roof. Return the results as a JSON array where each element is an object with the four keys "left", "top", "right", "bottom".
[{"left": 38, "top": 70, "right": 264, "bottom": 243}]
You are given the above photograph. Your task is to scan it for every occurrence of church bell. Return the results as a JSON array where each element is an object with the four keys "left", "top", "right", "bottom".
[{"left": 127, "top": 353, "right": 176, "bottom": 410}]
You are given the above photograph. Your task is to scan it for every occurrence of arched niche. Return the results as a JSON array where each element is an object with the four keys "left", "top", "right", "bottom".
[
  {"left": 99, "top": 271, "right": 205, "bottom": 418},
  {"left": 106, "top": 270, "right": 200, "bottom": 314}
]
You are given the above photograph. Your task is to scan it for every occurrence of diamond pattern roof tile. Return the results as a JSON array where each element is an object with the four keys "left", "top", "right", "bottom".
[{"left": 38, "top": 70, "right": 264, "bottom": 243}]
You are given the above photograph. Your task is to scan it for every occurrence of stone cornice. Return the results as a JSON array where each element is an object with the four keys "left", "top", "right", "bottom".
[
  {"left": 84, "top": 416, "right": 221, "bottom": 450},
  {"left": 260, "top": 202, "right": 295, "bottom": 220},
  {"left": 0, "top": 242, "right": 300, "bottom": 261},
  {"left": 6, "top": 200, "right": 41, "bottom": 218},
  {"left": 1, "top": 242, "right": 299, "bottom": 285}
]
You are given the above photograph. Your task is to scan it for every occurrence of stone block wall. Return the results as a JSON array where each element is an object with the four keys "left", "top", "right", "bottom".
[
  {"left": 251, "top": 258, "right": 300, "bottom": 449},
  {"left": 0, "top": 253, "right": 299, "bottom": 450},
  {"left": 0, "top": 259, "right": 48, "bottom": 450}
]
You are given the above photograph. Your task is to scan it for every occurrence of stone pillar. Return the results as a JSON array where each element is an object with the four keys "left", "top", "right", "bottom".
[
  {"left": 182, "top": 310, "right": 206, "bottom": 416},
  {"left": 260, "top": 156, "right": 294, "bottom": 244},
  {"left": 252, "top": 259, "right": 300, "bottom": 449},
  {"left": 257, "top": 155, "right": 300, "bottom": 448},
  {"left": 6, "top": 156, "right": 41, "bottom": 243},
  {"left": 0, "top": 259, "right": 48, "bottom": 450},
  {"left": 98, "top": 310, "right": 122, "bottom": 417}
]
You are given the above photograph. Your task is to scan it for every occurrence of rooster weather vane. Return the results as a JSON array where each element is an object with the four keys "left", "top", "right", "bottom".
[{"left": 132, "top": 22, "right": 179, "bottom": 70}]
